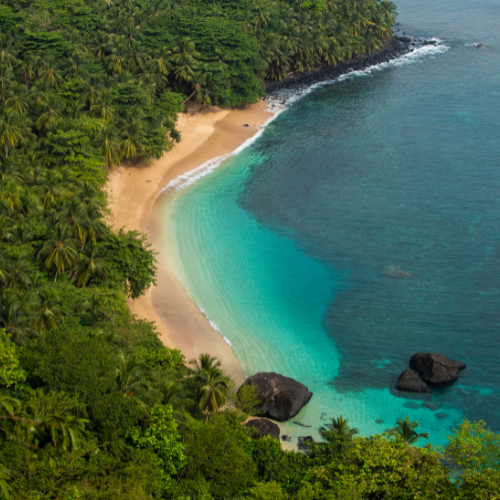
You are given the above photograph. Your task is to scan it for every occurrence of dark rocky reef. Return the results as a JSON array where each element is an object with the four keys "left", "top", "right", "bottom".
[
  {"left": 410, "top": 352, "right": 466, "bottom": 386},
  {"left": 244, "top": 418, "right": 280, "bottom": 440},
  {"left": 240, "top": 372, "right": 313, "bottom": 421},
  {"left": 264, "top": 37, "right": 413, "bottom": 96},
  {"left": 397, "top": 368, "right": 431, "bottom": 393}
]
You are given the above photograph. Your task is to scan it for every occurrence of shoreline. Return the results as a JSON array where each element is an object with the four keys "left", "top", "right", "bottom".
[
  {"left": 106, "top": 102, "right": 273, "bottom": 384},
  {"left": 105, "top": 34, "right": 428, "bottom": 385}
]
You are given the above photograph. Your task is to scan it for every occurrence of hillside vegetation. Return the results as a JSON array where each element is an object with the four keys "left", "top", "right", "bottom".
[{"left": 0, "top": 0, "right": 499, "bottom": 498}]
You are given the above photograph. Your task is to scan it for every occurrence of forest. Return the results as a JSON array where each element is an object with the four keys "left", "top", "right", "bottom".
[{"left": 0, "top": 0, "right": 499, "bottom": 498}]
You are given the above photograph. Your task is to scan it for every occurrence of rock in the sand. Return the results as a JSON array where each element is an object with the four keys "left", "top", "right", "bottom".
[
  {"left": 282, "top": 434, "right": 292, "bottom": 442},
  {"left": 381, "top": 266, "right": 412, "bottom": 279},
  {"left": 240, "top": 372, "right": 313, "bottom": 421},
  {"left": 397, "top": 369, "right": 431, "bottom": 393},
  {"left": 245, "top": 419, "right": 280, "bottom": 440},
  {"left": 298, "top": 436, "right": 314, "bottom": 452},
  {"left": 243, "top": 123, "right": 249, "bottom": 127},
  {"left": 410, "top": 352, "right": 466, "bottom": 385}
]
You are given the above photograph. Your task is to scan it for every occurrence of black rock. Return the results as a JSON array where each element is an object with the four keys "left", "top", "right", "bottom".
[
  {"left": 243, "top": 124, "right": 249, "bottom": 127},
  {"left": 244, "top": 419, "right": 280, "bottom": 440},
  {"left": 240, "top": 372, "right": 313, "bottom": 421},
  {"left": 281, "top": 434, "right": 292, "bottom": 442},
  {"left": 293, "top": 421, "right": 312, "bottom": 428},
  {"left": 477, "top": 44, "right": 484, "bottom": 48},
  {"left": 396, "top": 369, "right": 431, "bottom": 393},
  {"left": 410, "top": 353, "right": 466, "bottom": 386},
  {"left": 297, "top": 436, "right": 314, "bottom": 452}
]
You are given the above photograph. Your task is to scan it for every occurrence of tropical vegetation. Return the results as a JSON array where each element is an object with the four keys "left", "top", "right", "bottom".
[{"left": 0, "top": 0, "right": 499, "bottom": 498}]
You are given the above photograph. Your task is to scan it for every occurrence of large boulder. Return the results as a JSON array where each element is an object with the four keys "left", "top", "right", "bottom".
[
  {"left": 240, "top": 372, "right": 313, "bottom": 421},
  {"left": 244, "top": 419, "right": 280, "bottom": 440},
  {"left": 396, "top": 369, "right": 430, "bottom": 393},
  {"left": 410, "top": 353, "right": 466, "bottom": 385}
]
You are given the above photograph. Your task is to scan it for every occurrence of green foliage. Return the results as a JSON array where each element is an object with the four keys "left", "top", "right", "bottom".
[
  {"left": 305, "top": 435, "right": 455, "bottom": 498},
  {"left": 446, "top": 419, "right": 500, "bottom": 473},
  {"left": 129, "top": 404, "right": 185, "bottom": 479},
  {"left": 236, "top": 383, "right": 261, "bottom": 416},
  {"left": 178, "top": 413, "right": 257, "bottom": 499},
  {"left": 246, "top": 481, "right": 287, "bottom": 500},
  {"left": 100, "top": 228, "right": 157, "bottom": 298},
  {"left": 21, "top": 327, "right": 116, "bottom": 407},
  {"left": 0, "top": 329, "right": 25, "bottom": 388},
  {"left": 250, "top": 436, "right": 310, "bottom": 493},
  {"left": 456, "top": 469, "right": 500, "bottom": 500}
]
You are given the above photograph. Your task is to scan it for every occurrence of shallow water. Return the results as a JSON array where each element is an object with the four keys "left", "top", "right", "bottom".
[{"left": 165, "top": 0, "right": 500, "bottom": 447}]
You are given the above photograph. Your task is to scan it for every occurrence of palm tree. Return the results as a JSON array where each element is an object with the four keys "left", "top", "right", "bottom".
[
  {"left": 148, "top": 46, "right": 172, "bottom": 77},
  {"left": 0, "top": 290, "right": 36, "bottom": 344},
  {"left": 90, "top": 89, "right": 115, "bottom": 123},
  {"left": 160, "top": 380, "right": 192, "bottom": 420},
  {"left": 55, "top": 200, "right": 87, "bottom": 246},
  {"left": 0, "top": 109, "right": 24, "bottom": 157},
  {"left": 388, "top": 415, "right": 429, "bottom": 444},
  {"left": 32, "top": 286, "right": 65, "bottom": 335},
  {"left": 35, "top": 170, "right": 67, "bottom": 210},
  {"left": 35, "top": 94, "right": 65, "bottom": 134},
  {"left": 38, "top": 226, "right": 79, "bottom": 282},
  {"left": 190, "top": 354, "right": 229, "bottom": 420},
  {"left": 75, "top": 242, "right": 109, "bottom": 287},
  {"left": 320, "top": 415, "right": 359, "bottom": 441},
  {"left": 120, "top": 120, "right": 146, "bottom": 159},
  {"left": 115, "top": 352, "right": 152, "bottom": 398}
]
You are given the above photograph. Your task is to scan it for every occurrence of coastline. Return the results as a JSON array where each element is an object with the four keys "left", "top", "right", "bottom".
[
  {"left": 106, "top": 102, "right": 273, "bottom": 384},
  {"left": 105, "top": 35, "right": 432, "bottom": 386}
]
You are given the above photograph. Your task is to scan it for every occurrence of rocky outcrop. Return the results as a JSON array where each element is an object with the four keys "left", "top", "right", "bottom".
[
  {"left": 381, "top": 266, "right": 412, "bottom": 279},
  {"left": 396, "top": 369, "right": 430, "bottom": 393},
  {"left": 410, "top": 353, "right": 466, "bottom": 385},
  {"left": 240, "top": 372, "right": 313, "bottom": 422},
  {"left": 244, "top": 419, "right": 280, "bottom": 440}
]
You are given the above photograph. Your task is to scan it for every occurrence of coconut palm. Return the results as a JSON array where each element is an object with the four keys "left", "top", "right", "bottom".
[
  {"left": 148, "top": 46, "right": 172, "bottom": 77},
  {"left": 190, "top": 354, "right": 229, "bottom": 420},
  {"left": 32, "top": 286, "right": 65, "bottom": 335},
  {"left": 0, "top": 290, "right": 36, "bottom": 344},
  {"left": 320, "top": 414, "right": 359, "bottom": 442},
  {"left": 74, "top": 242, "right": 109, "bottom": 287},
  {"left": 35, "top": 94, "right": 65, "bottom": 133},
  {"left": 115, "top": 352, "right": 153, "bottom": 398},
  {"left": 388, "top": 415, "right": 429, "bottom": 444},
  {"left": 0, "top": 109, "right": 24, "bottom": 157},
  {"left": 55, "top": 200, "right": 87, "bottom": 245},
  {"left": 38, "top": 226, "right": 79, "bottom": 282}
]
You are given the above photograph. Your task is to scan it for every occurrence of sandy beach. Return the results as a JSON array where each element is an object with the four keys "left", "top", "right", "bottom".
[{"left": 106, "top": 102, "right": 273, "bottom": 384}]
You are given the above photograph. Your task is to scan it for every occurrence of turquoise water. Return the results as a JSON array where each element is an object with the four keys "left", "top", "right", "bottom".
[{"left": 166, "top": 0, "right": 500, "bottom": 447}]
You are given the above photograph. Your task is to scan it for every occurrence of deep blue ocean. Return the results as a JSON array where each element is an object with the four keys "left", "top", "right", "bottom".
[{"left": 166, "top": 0, "right": 500, "bottom": 446}]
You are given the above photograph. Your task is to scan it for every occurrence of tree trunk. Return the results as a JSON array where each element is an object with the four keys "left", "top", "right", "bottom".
[
  {"left": 54, "top": 269, "right": 58, "bottom": 282},
  {"left": 5, "top": 145, "right": 7, "bottom": 158}
]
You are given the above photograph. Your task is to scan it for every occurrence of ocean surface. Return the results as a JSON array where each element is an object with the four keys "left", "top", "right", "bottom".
[{"left": 161, "top": 0, "right": 500, "bottom": 447}]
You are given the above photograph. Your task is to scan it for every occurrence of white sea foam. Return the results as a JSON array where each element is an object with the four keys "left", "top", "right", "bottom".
[
  {"left": 156, "top": 37, "right": 449, "bottom": 197},
  {"left": 196, "top": 304, "right": 231, "bottom": 345}
]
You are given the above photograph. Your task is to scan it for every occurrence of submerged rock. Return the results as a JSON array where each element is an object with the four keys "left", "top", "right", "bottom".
[
  {"left": 281, "top": 434, "right": 292, "bottom": 442},
  {"left": 410, "top": 352, "right": 466, "bottom": 385},
  {"left": 244, "top": 419, "right": 280, "bottom": 440},
  {"left": 381, "top": 266, "right": 412, "bottom": 279},
  {"left": 397, "top": 369, "right": 431, "bottom": 393},
  {"left": 293, "top": 421, "right": 312, "bottom": 428},
  {"left": 240, "top": 372, "right": 313, "bottom": 421},
  {"left": 298, "top": 436, "right": 314, "bottom": 452}
]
